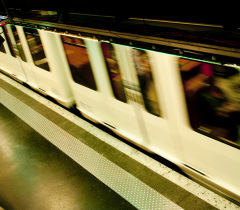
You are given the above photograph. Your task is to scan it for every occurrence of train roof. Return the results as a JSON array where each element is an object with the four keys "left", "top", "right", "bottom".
[
  {"left": 1, "top": 0, "right": 239, "bottom": 27},
  {"left": 1, "top": 2, "right": 240, "bottom": 65}
]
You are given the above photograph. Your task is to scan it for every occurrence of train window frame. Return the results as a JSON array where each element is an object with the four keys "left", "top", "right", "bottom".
[
  {"left": 131, "top": 48, "right": 161, "bottom": 117},
  {"left": 23, "top": 27, "right": 50, "bottom": 71},
  {"left": 61, "top": 35, "right": 97, "bottom": 91},
  {"left": 10, "top": 25, "right": 27, "bottom": 62},
  {"left": 3, "top": 25, "right": 16, "bottom": 57},
  {"left": 179, "top": 57, "right": 240, "bottom": 148},
  {"left": 101, "top": 42, "right": 127, "bottom": 103}
]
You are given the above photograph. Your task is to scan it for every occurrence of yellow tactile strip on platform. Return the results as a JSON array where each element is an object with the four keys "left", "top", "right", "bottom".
[{"left": 0, "top": 87, "right": 182, "bottom": 210}]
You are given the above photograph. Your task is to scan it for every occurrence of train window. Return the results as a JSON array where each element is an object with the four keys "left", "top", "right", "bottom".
[
  {"left": 24, "top": 28, "right": 50, "bottom": 71},
  {"left": 132, "top": 49, "right": 161, "bottom": 116},
  {"left": 61, "top": 36, "right": 97, "bottom": 90},
  {"left": 11, "top": 25, "right": 26, "bottom": 62},
  {"left": 179, "top": 58, "right": 240, "bottom": 146},
  {"left": 3, "top": 25, "right": 16, "bottom": 57},
  {"left": 0, "top": 40, "right": 5, "bottom": 53},
  {"left": 101, "top": 43, "right": 126, "bottom": 102}
]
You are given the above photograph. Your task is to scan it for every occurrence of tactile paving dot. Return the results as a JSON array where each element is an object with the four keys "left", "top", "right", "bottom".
[{"left": 0, "top": 88, "right": 182, "bottom": 209}]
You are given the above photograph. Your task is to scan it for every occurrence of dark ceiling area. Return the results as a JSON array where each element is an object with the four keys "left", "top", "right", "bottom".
[{"left": 0, "top": 0, "right": 239, "bottom": 29}]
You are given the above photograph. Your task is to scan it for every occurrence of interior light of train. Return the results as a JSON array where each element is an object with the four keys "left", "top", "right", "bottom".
[
  {"left": 100, "top": 40, "right": 110, "bottom": 43},
  {"left": 43, "top": 28, "right": 98, "bottom": 41},
  {"left": 60, "top": 32, "right": 98, "bottom": 41},
  {"left": 224, "top": 63, "right": 240, "bottom": 69}
]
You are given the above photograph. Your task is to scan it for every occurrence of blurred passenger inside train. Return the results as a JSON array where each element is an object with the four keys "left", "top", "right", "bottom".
[
  {"left": 179, "top": 58, "right": 240, "bottom": 144},
  {"left": 214, "top": 66, "right": 240, "bottom": 108},
  {"left": 200, "top": 68, "right": 240, "bottom": 142},
  {"left": 132, "top": 49, "right": 160, "bottom": 116}
]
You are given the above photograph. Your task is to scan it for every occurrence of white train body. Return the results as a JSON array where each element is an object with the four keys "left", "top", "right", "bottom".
[{"left": 0, "top": 23, "right": 239, "bottom": 201}]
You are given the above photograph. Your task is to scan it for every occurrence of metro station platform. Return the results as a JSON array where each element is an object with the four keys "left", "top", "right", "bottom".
[{"left": 0, "top": 73, "right": 239, "bottom": 210}]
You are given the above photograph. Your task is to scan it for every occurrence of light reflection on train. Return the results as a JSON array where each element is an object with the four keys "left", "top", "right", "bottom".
[{"left": 0, "top": 23, "right": 239, "bottom": 201}]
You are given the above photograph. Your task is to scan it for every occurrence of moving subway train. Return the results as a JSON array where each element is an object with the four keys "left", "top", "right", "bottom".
[{"left": 0, "top": 22, "right": 240, "bottom": 202}]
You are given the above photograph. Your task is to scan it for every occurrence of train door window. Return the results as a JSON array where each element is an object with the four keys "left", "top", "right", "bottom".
[
  {"left": 179, "top": 58, "right": 240, "bottom": 146},
  {"left": 3, "top": 25, "right": 16, "bottom": 57},
  {"left": 61, "top": 35, "right": 97, "bottom": 90},
  {"left": 11, "top": 25, "right": 26, "bottom": 62},
  {"left": 24, "top": 27, "right": 50, "bottom": 71},
  {"left": 101, "top": 43, "right": 126, "bottom": 102},
  {"left": 131, "top": 49, "right": 161, "bottom": 116},
  {"left": 0, "top": 39, "right": 5, "bottom": 53}
]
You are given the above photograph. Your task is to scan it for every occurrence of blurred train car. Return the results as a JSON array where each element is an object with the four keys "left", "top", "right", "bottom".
[
  {"left": 0, "top": 23, "right": 239, "bottom": 202},
  {"left": 0, "top": 24, "right": 74, "bottom": 107},
  {"left": 0, "top": 24, "right": 27, "bottom": 82}
]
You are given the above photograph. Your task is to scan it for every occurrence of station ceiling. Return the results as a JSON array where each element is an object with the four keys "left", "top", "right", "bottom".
[{"left": 0, "top": 1, "right": 239, "bottom": 29}]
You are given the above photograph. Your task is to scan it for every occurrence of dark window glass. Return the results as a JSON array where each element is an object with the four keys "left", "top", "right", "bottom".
[
  {"left": 132, "top": 49, "right": 160, "bottom": 116},
  {"left": 11, "top": 25, "right": 26, "bottom": 62},
  {"left": 24, "top": 27, "right": 50, "bottom": 71},
  {"left": 3, "top": 25, "right": 16, "bottom": 57},
  {"left": 0, "top": 35, "right": 5, "bottom": 53},
  {"left": 61, "top": 35, "right": 97, "bottom": 90},
  {"left": 101, "top": 43, "right": 126, "bottom": 102},
  {"left": 179, "top": 58, "right": 240, "bottom": 146}
]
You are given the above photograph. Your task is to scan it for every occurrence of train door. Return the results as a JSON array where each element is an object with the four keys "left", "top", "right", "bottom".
[
  {"left": 22, "top": 27, "right": 51, "bottom": 93},
  {"left": 21, "top": 27, "right": 74, "bottom": 107},
  {"left": 59, "top": 36, "right": 145, "bottom": 145},
  {"left": 13, "top": 25, "right": 39, "bottom": 88},
  {"left": 98, "top": 42, "right": 145, "bottom": 145},
  {"left": 0, "top": 24, "right": 26, "bottom": 82},
  {"left": 59, "top": 35, "right": 103, "bottom": 120},
  {"left": 120, "top": 46, "right": 178, "bottom": 161},
  {"left": 164, "top": 55, "right": 240, "bottom": 199},
  {"left": 0, "top": 25, "right": 9, "bottom": 72}
]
